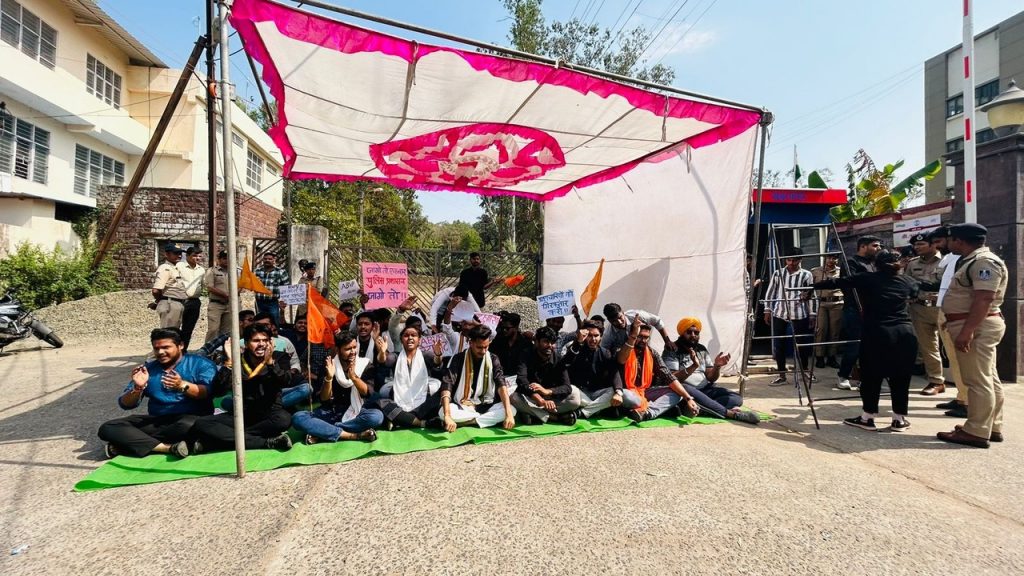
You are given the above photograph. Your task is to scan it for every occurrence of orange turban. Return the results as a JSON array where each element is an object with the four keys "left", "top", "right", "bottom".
[{"left": 676, "top": 317, "right": 702, "bottom": 336}]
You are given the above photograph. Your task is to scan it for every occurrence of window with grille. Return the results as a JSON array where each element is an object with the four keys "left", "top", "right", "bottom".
[
  {"left": 73, "top": 144, "right": 125, "bottom": 197},
  {"left": 1, "top": 0, "right": 56, "bottom": 69},
  {"left": 86, "top": 54, "right": 122, "bottom": 109},
  {"left": 246, "top": 149, "right": 263, "bottom": 190},
  {"left": 0, "top": 113, "right": 49, "bottom": 184}
]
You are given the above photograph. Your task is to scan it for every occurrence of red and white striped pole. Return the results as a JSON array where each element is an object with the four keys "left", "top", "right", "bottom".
[{"left": 962, "top": 0, "right": 977, "bottom": 223}]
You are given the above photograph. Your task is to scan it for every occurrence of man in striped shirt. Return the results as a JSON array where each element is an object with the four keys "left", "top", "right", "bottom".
[{"left": 762, "top": 248, "right": 817, "bottom": 385}]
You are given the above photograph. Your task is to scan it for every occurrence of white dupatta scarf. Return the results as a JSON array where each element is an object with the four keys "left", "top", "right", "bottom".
[
  {"left": 454, "top": 352, "right": 494, "bottom": 406},
  {"left": 332, "top": 356, "right": 371, "bottom": 422},
  {"left": 391, "top": 349, "right": 441, "bottom": 411}
]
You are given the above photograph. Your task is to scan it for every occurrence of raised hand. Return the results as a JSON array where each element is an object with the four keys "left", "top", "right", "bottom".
[
  {"left": 161, "top": 369, "right": 183, "bottom": 391},
  {"left": 714, "top": 352, "right": 731, "bottom": 367},
  {"left": 131, "top": 366, "right": 149, "bottom": 390},
  {"left": 432, "top": 339, "right": 444, "bottom": 358},
  {"left": 628, "top": 314, "right": 642, "bottom": 338},
  {"left": 222, "top": 338, "right": 234, "bottom": 364},
  {"left": 324, "top": 356, "right": 335, "bottom": 379},
  {"left": 576, "top": 329, "right": 588, "bottom": 344},
  {"left": 399, "top": 295, "right": 417, "bottom": 312}
]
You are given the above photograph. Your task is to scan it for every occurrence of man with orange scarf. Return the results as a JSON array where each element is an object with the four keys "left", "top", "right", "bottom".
[{"left": 616, "top": 316, "right": 699, "bottom": 422}]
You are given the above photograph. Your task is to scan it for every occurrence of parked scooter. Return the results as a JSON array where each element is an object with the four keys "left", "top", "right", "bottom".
[{"left": 0, "top": 292, "right": 63, "bottom": 352}]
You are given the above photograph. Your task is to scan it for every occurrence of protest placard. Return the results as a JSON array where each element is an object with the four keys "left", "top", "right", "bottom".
[
  {"left": 419, "top": 333, "right": 452, "bottom": 357},
  {"left": 278, "top": 284, "right": 308, "bottom": 306},
  {"left": 451, "top": 301, "right": 478, "bottom": 322},
  {"left": 475, "top": 312, "right": 501, "bottom": 333},
  {"left": 361, "top": 262, "right": 408, "bottom": 310},
  {"left": 537, "top": 289, "right": 576, "bottom": 321},
  {"left": 337, "top": 279, "right": 360, "bottom": 301}
]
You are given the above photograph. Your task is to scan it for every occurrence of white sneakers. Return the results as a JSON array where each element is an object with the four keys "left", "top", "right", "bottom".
[{"left": 837, "top": 378, "right": 853, "bottom": 390}]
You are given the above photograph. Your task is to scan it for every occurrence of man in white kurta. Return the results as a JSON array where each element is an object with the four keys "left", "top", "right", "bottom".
[{"left": 439, "top": 324, "right": 516, "bottom": 431}]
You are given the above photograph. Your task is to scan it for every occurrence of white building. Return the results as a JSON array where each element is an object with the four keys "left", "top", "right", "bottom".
[{"left": 0, "top": 0, "right": 283, "bottom": 256}]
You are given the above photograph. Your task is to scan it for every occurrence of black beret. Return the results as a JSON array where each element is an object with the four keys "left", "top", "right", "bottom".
[
  {"left": 909, "top": 233, "right": 929, "bottom": 244},
  {"left": 949, "top": 223, "right": 987, "bottom": 240}
]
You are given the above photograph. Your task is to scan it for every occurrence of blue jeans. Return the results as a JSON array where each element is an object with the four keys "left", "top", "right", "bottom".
[
  {"left": 683, "top": 383, "right": 740, "bottom": 419},
  {"left": 292, "top": 406, "right": 384, "bottom": 441},
  {"left": 255, "top": 299, "right": 281, "bottom": 326},
  {"left": 626, "top": 389, "right": 682, "bottom": 419},
  {"left": 220, "top": 383, "right": 312, "bottom": 413}
]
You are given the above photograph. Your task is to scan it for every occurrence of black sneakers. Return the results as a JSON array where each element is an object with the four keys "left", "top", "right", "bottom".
[
  {"left": 889, "top": 420, "right": 911, "bottom": 432},
  {"left": 843, "top": 415, "right": 877, "bottom": 431},
  {"left": 266, "top": 433, "right": 293, "bottom": 451},
  {"left": 170, "top": 441, "right": 190, "bottom": 458},
  {"left": 103, "top": 443, "right": 118, "bottom": 459},
  {"left": 730, "top": 410, "right": 761, "bottom": 425}
]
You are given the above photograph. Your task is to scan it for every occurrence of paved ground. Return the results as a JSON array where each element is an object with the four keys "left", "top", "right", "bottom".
[{"left": 0, "top": 340, "right": 1021, "bottom": 575}]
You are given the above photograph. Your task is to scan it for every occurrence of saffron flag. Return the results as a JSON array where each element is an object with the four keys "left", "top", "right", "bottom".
[
  {"left": 504, "top": 274, "right": 525, "bottom": 288},
  {"left": 580, "top": 259, "right": 604, "bottom": 317},
  {"left": 306, "top": 284, "right": 335, "bottom": 347},
  {"left": 237, "top": 256, "right": 271, "bottom": 295},
  {"left": 309, "top": 283, "right": 348, "bottom": 339}
]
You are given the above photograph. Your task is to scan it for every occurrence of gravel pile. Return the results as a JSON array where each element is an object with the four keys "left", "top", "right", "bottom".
[
  {"left": 33, "top": 290, "right": 256, "bottom": 347},
  {"left": 483, "top": 295, "right": 541, "bottom": 329}
]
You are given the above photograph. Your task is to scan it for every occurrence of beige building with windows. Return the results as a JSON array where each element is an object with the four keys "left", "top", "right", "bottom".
[
  {"left": 923, "top": 9, "right": 1024, "bottom": 203},
  {"left": 0, "top": 0, "right": 283, "bottom": 256}
]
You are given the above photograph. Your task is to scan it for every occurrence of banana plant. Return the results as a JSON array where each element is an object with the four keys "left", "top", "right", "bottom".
[{"left": 830, "top": 149, "right": 942, "bottom": 222}]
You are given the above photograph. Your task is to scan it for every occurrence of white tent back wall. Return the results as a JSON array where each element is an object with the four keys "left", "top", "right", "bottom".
[{"left": 543, "top": 126, "right": 757, "bottom": 374}]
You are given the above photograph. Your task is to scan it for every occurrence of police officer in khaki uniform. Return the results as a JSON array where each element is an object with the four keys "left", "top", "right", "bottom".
[
  {"left": 176, "top": 246, "right": 206, "bottom": 350},
  {"left": 810, "top": 255, "right": 843, "bottom": 369},
  {"left": 937, "top": 223, "right": 1008, "bottom": 449},
  {"left": 151, "top": 243, "right": 189, "bottom": 329},
  {"left": 904, "top": 232, "right": 945, "bottom": 396},
  {"left": 203, "top": 250, "right": 232, "bottom": 342}
]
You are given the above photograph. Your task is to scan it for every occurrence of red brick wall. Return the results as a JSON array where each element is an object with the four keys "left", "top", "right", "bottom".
[{"left": 98, "top": 187, "right": 282, "bottom": 289}]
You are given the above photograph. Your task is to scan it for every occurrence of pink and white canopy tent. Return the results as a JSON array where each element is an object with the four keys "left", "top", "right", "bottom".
[{"left": 230, "top": 0, "right": 766, "bottom": 368}]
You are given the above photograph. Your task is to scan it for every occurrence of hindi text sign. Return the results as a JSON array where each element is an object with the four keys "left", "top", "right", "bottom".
[
  {"left": 419, "top": 333, "right": 453, "bottom": 357},
  {"left": 278, "top": 284, "right": 308, "bottom": 306},
  {"left": 361, "top": 262, "right": 409, "bottom": 310},
  {"left": 537, "top": 289, "right": 576, "bottom": 321}
]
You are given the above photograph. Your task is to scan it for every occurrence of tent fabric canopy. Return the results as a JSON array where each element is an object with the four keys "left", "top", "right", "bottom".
[{"left": 230, "top": 0, "right": 761, "bottom": 200}]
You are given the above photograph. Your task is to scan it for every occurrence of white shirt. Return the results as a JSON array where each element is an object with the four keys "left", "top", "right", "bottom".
[
  {"left": 937, "top": 253, "right": 960, "bottom": 307},
  {"left": 176, "top": 262, "right": 206, "bottom": 298}
]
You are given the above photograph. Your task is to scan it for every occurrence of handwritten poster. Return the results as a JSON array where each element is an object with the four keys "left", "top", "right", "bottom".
[
  {"left": 337, "top": 279, "right": 360, "bottom": 301},
  {"left": 419, "top": 333, "right": 453, "bottom": 357},
  {"left": 361, "top": 262, "right": 408, "bottom": 310},
  {"left": 278, "top": 284, "right": 308, "bottom": 306},
  {"left": 475, "top": 312, "right": 501, "bottom": 333},
  {"left": 537, "top": 289, "right": 576, "bottom": 321}
]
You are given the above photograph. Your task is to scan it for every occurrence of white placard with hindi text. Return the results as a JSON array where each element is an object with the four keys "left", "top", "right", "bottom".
[
  {"left": 337, "top": 279, "right": 360, "bottom": 301},
  {"left": 419, "top": 333, "right": 453, "bottom": 357},
  {"left": 537, "top": 289, "right": 576, "bottom": 321},
  {"left": 278, "top": 284, "right": 307, "bottom": 306},
  {"left": 475, "top": 312, "right": 501, "bottom": 333}
]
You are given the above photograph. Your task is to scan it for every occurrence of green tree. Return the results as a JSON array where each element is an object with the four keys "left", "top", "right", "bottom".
[
  {"left": 477, "top": 0, "right": 678, "bottom": 252},
  {"left": 289, "top": 180, "right": 431, "bottom": 248},
  {"left": 830, "top": 149, "right": 942, "bottom": 222}
]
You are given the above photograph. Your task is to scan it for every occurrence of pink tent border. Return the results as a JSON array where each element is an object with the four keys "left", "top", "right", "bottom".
[{"left": 230, "top": 0, "right": 761, "bottom": 201}]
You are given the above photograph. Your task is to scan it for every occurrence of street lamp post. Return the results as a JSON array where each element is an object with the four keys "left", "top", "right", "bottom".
[{"left": 980, "top": 79, "right": 1024, "bottom": 137}]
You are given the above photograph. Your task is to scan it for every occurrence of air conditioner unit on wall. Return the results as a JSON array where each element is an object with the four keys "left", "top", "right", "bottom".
[{"left": 0, "top": 172, "right": 11, "bottom": 193}]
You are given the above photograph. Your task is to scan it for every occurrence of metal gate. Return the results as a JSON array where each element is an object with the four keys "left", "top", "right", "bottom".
[
  {"left": 253, "top": 237, "right": 288, "bottom": 261},
  {"left": 325, "top": 245, "right": 541, "bottom": 304}
]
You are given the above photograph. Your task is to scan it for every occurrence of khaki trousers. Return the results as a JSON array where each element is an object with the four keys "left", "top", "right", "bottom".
[
  {"left": 205, "top": 300, "right": 232, "bottom": 343},
  {"left": 949, "top": 316, "right": 1005, "bottom": 438},
  {"left": 909, "top": 304, "right": 943, "bottom": 384},
  {"left": 937, "top": 310, "right": 966, "bottom": 404},
  {"left": 156, "top": 299, "right": 184, "bottom": 329},
  {"left": 814, "top": 302, "right": 843, "bottom": 357}
]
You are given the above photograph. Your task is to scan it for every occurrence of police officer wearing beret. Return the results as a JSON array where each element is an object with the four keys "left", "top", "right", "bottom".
[
  {"left": 937, "top": 223, "right": 1008, "bottom": 448},
  {"left": 904, "top": 232, "right": 945, "bottom": 395},
  {"left": 928, "top": 226, "right": 968, "bottom": 416},
  {"left": 151, "top": 244, "right": 189, "bottom": 329}
]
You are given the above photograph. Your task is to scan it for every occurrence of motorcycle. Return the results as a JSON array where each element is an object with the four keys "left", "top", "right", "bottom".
[{"left": 0, "top": 292, "right": 64, "bottom": 352}]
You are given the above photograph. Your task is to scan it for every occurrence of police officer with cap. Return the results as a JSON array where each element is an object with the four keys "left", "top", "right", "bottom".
[
  {"left": 928, "top": 225, "right": 968, "bottom": 416},
  {"left": 295, "top": 258, "right": 322, "bottom": 316},
  {"left": 151, "top": 243, "right": 188, "bottom": 329},
  {"left": 904, "top": 232, "right": 945, "bottom": 395},
  {"left": 937, "top": 223, "right": 1008, "bottom": 448},
  {"left": 203, "top": 250, "right": 233, "bottom": 342}
]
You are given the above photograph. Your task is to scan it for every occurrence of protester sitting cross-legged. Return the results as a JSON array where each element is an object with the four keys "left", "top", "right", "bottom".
[
  {"left": 218, "top": 312, "right": 312, "bottom": 412},
  {"left": 560, "top": 321, "right": 638, "bottom": 419},
  {"left": 97, "top": 328, "right": 216, "bottom": 459},
  {"left": 663, "top": 318, "right": 760, "bottom": 425},
  {"left": 489, "top": 312, "right": 532, "bottom": 376},
  {"left": 439, "top": 324, "right": 516, "bottom": 431},
  {"left": 616, "top": 316, "right": 700, "bottom": 422},
  {"left": 292, "top": 330, "right": 385, "bottom": 444},
  {"left": 374, "top": 325, "right": 445, "bottom": 430},
  {"left": 510, "top": 327, "right": 581, "bottom": 425},
  {"left": 191, "top": 323, "right": 294, "bottom": 452}
]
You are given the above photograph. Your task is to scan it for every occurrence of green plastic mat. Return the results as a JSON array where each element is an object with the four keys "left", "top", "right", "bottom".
[{"left": 75, "top": 414, "right": 733, "bottom": 491}]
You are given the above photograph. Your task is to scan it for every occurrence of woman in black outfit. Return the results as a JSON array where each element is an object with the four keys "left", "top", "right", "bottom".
[{"left": 812, "top": 250, "right": 919, "bottom": 432}]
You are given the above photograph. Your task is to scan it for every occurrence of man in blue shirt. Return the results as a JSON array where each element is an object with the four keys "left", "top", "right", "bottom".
[{"left": 97, "top": 328, "right": 217, "bottom": 459}]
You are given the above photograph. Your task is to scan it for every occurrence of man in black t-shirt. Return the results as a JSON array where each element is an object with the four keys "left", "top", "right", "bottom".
[{"left": 458, "top": 252, "right": 501, "bottom": 308}]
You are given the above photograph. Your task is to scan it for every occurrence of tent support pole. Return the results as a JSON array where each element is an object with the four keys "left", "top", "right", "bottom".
[
  {"left": 739, "top": 110, "right": 773, "bottom": 395},
  {"left": 280, "top": 0, "right": 763, "bottom": 113},
  {"left": 219, "top": 0, "right": 247, "bottom": 478}
]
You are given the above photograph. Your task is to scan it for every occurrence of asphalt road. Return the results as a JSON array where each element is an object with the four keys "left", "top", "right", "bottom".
[{"left": 0, "top": 341, "right": 1020, "bottom": 575}]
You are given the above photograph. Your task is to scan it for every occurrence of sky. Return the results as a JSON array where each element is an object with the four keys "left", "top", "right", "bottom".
[{"left": 98, "top": 0, "right": 1024, "bottom": 223}]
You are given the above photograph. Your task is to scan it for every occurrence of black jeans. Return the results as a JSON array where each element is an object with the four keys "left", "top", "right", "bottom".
[
  {"left": 191, "top": 409, "right": 291, "bottom": 451},
  {"left": 181, "top": 298, "right": 202, "bottom": 350},
  {"left": 98, "top": 413, "right": 200, "bottom": 457},
  {"left": 858, "top": 324, "right": 917, "bottom": 416},
  {"left": 771, "top": 317, "right": 811, "bottom": 372}
]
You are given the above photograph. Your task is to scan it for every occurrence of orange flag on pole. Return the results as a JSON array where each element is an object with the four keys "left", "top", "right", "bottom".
[
  {"left": 306, "top": 284, "right": 336, "bottom": 348},
  {"left": 237, "top": 256, "right": 272, "bottom": 295},
  {"left": 580, "top": 258, "right": 604, "bottom": 316},
  {"left": 308, "top": 283, "right": 348, "bottom": 341}
]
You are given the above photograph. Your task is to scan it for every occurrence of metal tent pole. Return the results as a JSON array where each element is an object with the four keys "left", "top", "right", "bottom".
[
  {"left": 739, "top": 111, "right": 773, "bottom": 395},
  {"left": 219, "top": 0, "right": 247, "bottom": 478},
  {"left": 206, "top": 0, "right": 218, "bottom": 266}
]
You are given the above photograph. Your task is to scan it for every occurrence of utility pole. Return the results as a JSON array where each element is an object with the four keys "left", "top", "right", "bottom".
[{"left": 962, "top": 0, "right": 978, "bottom": 223}]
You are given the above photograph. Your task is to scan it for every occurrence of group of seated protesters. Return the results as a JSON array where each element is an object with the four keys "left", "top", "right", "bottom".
[{"left": 98, "top": 292, "right": 759, "bottom": 459}]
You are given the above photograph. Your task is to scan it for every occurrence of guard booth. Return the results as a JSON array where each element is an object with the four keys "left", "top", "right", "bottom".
[{"left": 747, "top": 188, "right": 847, "bottom": 356}]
